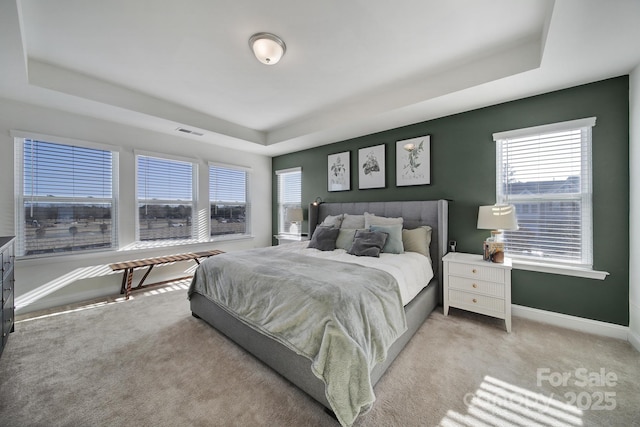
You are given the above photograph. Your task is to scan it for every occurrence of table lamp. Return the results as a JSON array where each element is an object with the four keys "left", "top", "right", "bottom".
[
  {"left": 286, "top": 207, "right": 304, "bottom": 235},
  {"left": 477, "top": 204, "right": 518, "bottom": 262}
]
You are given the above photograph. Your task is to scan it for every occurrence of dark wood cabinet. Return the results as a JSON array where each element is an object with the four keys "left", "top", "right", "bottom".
[{"left": 1, "top": 236, "right": 15, "bottom": 357}]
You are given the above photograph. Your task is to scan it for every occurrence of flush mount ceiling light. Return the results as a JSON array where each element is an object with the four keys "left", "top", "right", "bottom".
[{"left": 249, "top": 32, "right": 286, "bottom": 65}]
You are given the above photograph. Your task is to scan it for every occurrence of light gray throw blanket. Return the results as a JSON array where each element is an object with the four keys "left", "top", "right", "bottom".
[{"left": 188, "top": 247, "right": 407, "bottom": 427}]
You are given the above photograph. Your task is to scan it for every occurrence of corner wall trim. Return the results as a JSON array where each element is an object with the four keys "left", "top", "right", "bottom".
[{"left": 512, "top": 304, "right": 629, "bottom": 341}]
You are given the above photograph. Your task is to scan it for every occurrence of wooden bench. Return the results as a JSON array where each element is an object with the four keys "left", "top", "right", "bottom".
[{"left": 109, "top": 250, "right": 225, "bottom": 299}]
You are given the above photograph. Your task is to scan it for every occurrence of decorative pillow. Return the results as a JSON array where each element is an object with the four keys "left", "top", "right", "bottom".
[
  {"left": 335, "top": 228, "right": 357, "bottom": 250},
  {"left": 307, "top": 226, "right": 340, "bottom": 251},
  {"left": 402, "top": 225, "right": 433, "bottom": 257},
  {"left": 340, "top": 214, "right": 365, "bottom": 229},
  {"left": 370, "top": 224, "right": 404, "bottom": 254},
  {"left": 320, "top": 214, "right": 343, "bottom": 228},
  {"left": 364, "top": 212, "right": 403, "bottom": 228},
  {"left": 348, "top": 230, "right": 388, "bottom": 257}
]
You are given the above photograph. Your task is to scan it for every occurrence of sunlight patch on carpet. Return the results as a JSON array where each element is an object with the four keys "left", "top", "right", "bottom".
[
  {"left": 142, "top": 281, "right": 190, "bottom": 296},
  {"left": 17, "top": 279, "right": 191, "bottom": 323},
  {"left": 440, "top": 375, "right": 583, "bottom": 427}
]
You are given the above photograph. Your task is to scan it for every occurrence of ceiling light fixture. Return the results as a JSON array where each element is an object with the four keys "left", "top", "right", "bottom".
[{"left": 249, "top": 32, "right": 286, "bottom": 65}]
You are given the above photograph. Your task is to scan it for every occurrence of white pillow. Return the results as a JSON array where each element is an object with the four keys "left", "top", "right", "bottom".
[
  {"left": 321, "top": 214, "right": 343, "bottom": 228},
  {"left": 341, "top": 214, "right": 365, "bottom": 229},
  {"left": 364, "top": 212, "right": 403, "bottom": 228}
]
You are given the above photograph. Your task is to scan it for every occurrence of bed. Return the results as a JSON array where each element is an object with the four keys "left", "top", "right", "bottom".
[{"left": 188, "top": 200, "right": 448, "bottom": 426}]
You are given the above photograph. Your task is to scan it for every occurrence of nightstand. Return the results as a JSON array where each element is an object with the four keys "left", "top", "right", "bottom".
[{"left": 443, "top": 252, "right": 512, "bottom": 332}]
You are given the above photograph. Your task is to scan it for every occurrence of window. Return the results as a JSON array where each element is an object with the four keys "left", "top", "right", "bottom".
[
  {"left": 210, "top": 163, "right": 250, "bottom": 237},
  {"left": 136, "top": 154, "right": 196, "bottom": 242},
  {"left": 493, "top": 117, "right": 595, "bottom": 267},
  {"left": 276, "top": 167, "right": 302, "bottom": 235},
  {"left": 15, "top": 136, "right": 118, "bottom": 256}
]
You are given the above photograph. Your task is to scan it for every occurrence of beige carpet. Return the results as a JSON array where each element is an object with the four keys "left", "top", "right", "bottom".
[{"left": 1, "top": 280, "right": 638, "bottom": 427}]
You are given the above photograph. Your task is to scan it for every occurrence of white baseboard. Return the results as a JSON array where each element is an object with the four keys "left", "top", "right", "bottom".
[
  {"left": 512, "top": 304, "right": 629, "bottom": 341},
  {"left": 629, "top": 299, "right": 640, "bottom": 351},
  {"left": 629, "top": 328, "right": 640, "bottom": 352}
]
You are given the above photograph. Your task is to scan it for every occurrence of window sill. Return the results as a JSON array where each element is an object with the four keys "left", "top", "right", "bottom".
[
  {"left": 210, "top": 234, "right": 254, "bottom": 243},
  {"left": 511, "top": 259, "right": 609, "bottom": 280}
]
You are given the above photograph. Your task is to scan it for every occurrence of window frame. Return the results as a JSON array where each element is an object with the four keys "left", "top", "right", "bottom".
[
  {"left": 275, "top": 167, "right": 302, "bottom": 236},
  {"left": 209, "top": 162, "right": 252, "bottom": 240},
  {"left": 134, "top": 150, "right": 198, "bottom": 245},
  {"left": 493, "top": 118, "right": 607, "bottom": 280},
  {"left": 13, "top": 131, "right": 120, "bottom": 258}
]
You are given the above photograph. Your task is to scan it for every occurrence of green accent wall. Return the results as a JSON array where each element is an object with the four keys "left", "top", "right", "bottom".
[{"left": 272, "top": 76, "right": 630, "bottom": 326}]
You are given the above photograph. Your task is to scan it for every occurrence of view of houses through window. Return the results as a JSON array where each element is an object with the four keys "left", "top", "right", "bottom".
[{"left": 494, "top": 117, "right": 595, "bottom": 267}]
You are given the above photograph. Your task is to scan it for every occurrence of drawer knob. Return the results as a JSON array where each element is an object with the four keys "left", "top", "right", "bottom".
[
  {"left": 472, "top": 298, "right": 477, "bottom": 303},
  {"left": 472, "top": 283, "right": 478, "bottom": 288},
  {"left": 472, "top": 269, "right": 477, "bottom": 274}
]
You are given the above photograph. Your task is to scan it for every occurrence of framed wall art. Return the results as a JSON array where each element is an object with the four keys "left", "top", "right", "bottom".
[
  {"left": 327, "top": 151, "right": 350, "bottom": 191},
  {"left": 396, "top": 135, "right": 430, "bottom": 186},
  {"left": 358, "top": 144, "right": 385, "bottom": 189}
]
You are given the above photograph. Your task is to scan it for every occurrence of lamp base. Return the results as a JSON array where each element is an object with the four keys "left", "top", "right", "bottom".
[{"left": 483, "top": 239, "right": 505, "bottom": 263}]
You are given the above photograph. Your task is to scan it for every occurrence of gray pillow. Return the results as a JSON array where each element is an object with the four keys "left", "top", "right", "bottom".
[
  {"left": 370, "top": 224, "right": 404, "bottom": 254},
  {"left": 307, "top": 226, "right": 340, "bottom": 251},
  {"left": 348, "top": 230, "right": 388, "bottom": 257}
]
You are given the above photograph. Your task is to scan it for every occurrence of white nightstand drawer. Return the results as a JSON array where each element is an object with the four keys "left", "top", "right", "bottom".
[
  {"left": 447, "top": 276, "right": 505, "bottom": 298},
  {"left": 449, "top": 289, "right": 505, "bottom": 314},
  {"left": 448, "top": 261, "right": 505, "bottom": 284}
]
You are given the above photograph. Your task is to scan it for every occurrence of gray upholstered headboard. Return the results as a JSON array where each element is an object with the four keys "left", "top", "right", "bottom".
[{"left": 308, "top": 200, "right": 449, "bottom": 304}]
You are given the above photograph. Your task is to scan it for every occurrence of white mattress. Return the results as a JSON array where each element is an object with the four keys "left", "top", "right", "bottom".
[{"left": 274, "top": 241, "right": 434, "bottom": 306}]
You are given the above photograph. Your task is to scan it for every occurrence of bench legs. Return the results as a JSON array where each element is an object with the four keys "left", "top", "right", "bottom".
[
  {"left": 120, "top": 268, "right": 134, "bottom": 300},
  {"left": 119, "top": 265, "right": 154, "bottom": 300}
]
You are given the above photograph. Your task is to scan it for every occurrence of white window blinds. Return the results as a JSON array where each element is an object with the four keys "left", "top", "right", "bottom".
[
  {"left": 276, "top": 167, "right": 302, "bottom": 234},
  {"left": 17, "top": 138, "right": 117, "bottom": 256},
  {"left": 136, "top": 154, "right": 194, "bottom": 241},
  {"left": 494, "top": 117, "right": 595, "bottom": 267},
  {"left": 209, "top": 164, "right": 249, "bottom": 237},
  {"left": 137, "top": 155, "right": 193, "bottom": 202}
]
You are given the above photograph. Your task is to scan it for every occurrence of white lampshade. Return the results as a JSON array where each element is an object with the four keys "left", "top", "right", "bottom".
[
  {"left": 477, "top": 204, "right": 518, "bottom": 231},
  {"left": 286, "top": 207, "right": 303, "bottom": 223},
  {"left": 249, "top": 33, "right": 286, "bottom": 65}
]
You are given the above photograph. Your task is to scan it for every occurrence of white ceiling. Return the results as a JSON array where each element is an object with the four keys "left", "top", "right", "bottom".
[{"left": 1, "top": 0, "right": 639, "bottom": 156}]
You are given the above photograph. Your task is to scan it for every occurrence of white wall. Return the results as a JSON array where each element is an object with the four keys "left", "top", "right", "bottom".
[
  {"left": 630, "top": 66, "right": 640, "bottom": 351},
  {"left": 0, "top": 97, "right": 272, "bottom": 314}
]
